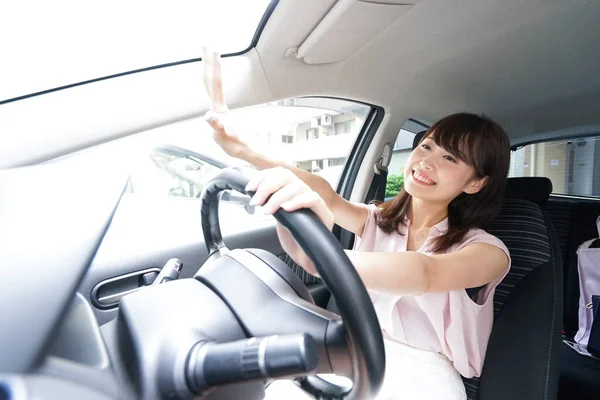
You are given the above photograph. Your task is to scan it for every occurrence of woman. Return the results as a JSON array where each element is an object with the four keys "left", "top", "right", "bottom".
[{"left": 202, "top": 49, "right": 511, "bottom": 399}]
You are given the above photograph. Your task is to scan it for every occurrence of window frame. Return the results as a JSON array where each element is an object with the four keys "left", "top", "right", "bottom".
[{"left": 510, "top": 130, "right": 600, "bottom": 151}]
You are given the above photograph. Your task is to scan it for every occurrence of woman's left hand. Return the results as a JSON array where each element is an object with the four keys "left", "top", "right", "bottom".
[{"left": 245, "top": 167, "right": 334, "bottom": 276}]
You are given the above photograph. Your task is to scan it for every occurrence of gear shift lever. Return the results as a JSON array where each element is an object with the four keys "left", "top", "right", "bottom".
[{"left": 152, "top": 258, "right": 183, "bottom": 285}]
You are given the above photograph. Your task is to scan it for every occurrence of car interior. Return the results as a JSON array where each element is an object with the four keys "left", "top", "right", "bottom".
[{"left": 1, "top": 0, "right": 600, "bottom": 399}]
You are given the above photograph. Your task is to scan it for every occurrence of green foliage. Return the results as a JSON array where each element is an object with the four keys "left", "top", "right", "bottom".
[{"left": 385, "top": 174, "right": 404, "bottom": 198}]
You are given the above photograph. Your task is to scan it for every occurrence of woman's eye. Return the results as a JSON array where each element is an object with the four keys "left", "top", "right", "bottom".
[
  {"left": 444, "top": 155, "right": 457, "bottom": 163},
  {"left": 421, "top": 144, "right": 431, "bottom": 150}
]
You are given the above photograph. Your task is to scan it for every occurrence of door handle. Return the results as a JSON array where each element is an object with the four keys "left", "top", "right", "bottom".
[{"left": 91, "top": 268, "right": 160, "bottom": 309}]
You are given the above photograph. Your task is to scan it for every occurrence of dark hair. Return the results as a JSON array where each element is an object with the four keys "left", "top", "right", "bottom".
[{"left": 376, "top": 112, "right": 510, "bottom": 252}]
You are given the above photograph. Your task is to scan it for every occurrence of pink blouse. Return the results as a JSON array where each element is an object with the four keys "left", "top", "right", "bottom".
[{"left": 354, "top": 205, "right": 511, "bottom": 378}]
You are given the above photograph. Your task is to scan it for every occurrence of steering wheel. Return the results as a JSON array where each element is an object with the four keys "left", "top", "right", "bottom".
[{"left": 199, "top": 167, "right": 385, "bottom": 399}]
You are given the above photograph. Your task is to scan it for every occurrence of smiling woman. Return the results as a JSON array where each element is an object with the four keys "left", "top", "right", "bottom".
[{"left": 0, "top": 0, "right": 274, "bottom": 102}]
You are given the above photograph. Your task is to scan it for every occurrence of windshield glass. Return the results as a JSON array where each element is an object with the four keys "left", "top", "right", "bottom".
[{"left": 0, "top": 0, "right": 272, "bottom": 101}]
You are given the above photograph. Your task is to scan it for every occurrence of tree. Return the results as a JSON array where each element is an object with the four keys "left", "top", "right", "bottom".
[{"left": 385, "top": 174, "right": 404, "bottom": 198}]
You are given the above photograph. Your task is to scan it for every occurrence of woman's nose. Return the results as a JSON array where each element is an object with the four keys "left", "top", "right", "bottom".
[{"left": 419, "top": 155, "right": 434, "bottom": 170}]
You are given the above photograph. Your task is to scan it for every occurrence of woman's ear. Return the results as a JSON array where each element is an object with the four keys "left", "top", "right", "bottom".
[{"left": 464, "top": 176, "right": 489, "bottom": 194}]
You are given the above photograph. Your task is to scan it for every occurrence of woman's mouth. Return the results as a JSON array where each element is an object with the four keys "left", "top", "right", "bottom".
[{"left": 412, "top": 170, "right": 436, "bottom": 186}]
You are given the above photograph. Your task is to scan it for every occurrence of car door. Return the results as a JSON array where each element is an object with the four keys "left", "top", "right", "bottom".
[{"left": 76, "top": 96, "right": 377, "bottom": 325}]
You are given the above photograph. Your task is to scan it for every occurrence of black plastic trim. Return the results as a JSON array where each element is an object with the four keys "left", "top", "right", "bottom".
[
  {"left": 406, "top": 117, "right": 430, "bottom": 131},
  {"left": 510, "top": 129, "right": 600, "bottom": 151},
  {"left": 338, "top": 105, "right": 384, "bottom": 200},
  {"left": 332, "top": 105, "right": 384, "bottom": 248},
  {"left": 90, "top": 268, "right": 162, "bottom": 310},
  {"left": 549, "top": 193, "right": 600, "bottom": 201}
]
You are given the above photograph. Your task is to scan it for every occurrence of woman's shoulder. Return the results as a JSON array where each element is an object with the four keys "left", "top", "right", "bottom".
[
  {"left": 367, "top": 203, "right": 379, "bottom": 213},
  {"left": 364, "top": 203, "right": 382, "bottom": 226},
  {"left": 459, "top": 227, "right": 509, "bottom": 256}
]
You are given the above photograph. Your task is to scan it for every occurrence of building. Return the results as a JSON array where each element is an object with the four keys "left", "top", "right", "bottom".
[{"left": 511, "top": 137, "right": 600, "bottom": 197}]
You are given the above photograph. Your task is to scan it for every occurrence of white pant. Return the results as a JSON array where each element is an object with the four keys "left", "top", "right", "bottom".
[{"left": 265, "top": 338, "right": 467, "bottom": 400}]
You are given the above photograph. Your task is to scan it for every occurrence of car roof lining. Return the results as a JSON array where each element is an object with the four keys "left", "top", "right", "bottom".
[{"left": 258, "top": 0, "right": 600, "bottom": 143}]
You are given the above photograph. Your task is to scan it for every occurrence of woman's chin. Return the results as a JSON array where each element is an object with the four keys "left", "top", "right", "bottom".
[
  {"left": 404, "top": 182, "right": 440, "bottom": 202},
  {"left": 404, "top": 180, "right": 430, "bottom": 196}
]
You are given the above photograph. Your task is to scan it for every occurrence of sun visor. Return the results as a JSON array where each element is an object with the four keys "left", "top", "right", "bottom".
[{"left": 296, "top": 0, "right": 418, "bottom": 65}]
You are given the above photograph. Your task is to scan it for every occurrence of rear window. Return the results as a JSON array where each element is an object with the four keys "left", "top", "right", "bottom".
[{"left": 509, "top": 135, "right": 600, "bottom": 198}]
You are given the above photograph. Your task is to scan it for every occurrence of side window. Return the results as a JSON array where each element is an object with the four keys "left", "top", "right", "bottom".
[
  {"left": 385, "top": 119, "right": 428, "bottom": 200},
  {"left": 129, "top": 97, "right": 372, "bottom": 197},
  {"left": 509, "top": 136, "right": 600, "bottom": 198},
  {"left": 131, "top": 146, "right": 223, "bottom": 198}
]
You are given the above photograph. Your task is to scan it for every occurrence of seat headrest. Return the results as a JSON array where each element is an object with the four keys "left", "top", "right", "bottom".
[
  {"left": 505, "top": 177, "right": 553, "bottom": 204},
  {"left": 412, "top": 130, "right": 427, "bottom": 150}
]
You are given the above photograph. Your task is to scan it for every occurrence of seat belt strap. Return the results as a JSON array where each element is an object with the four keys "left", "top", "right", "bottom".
[{"left": 365, "top": 143, "right": 392, "bottom": 203}]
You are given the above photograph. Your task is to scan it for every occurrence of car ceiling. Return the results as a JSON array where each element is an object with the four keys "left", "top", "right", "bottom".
[
  {"left": 258, "top": 0, "right": 600, "bottom": 144},
  {"left": 1, "top": 0, "right": 599, "bottom": 169}
]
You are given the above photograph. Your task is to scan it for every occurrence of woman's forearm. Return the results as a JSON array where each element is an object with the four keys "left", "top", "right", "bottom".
[
  {"left": 239, "top": 144, "right": 339, "bottom": 211},
  {"left": 344, "top": 250, "right": 431, "bottom": 296},
  {"left": 292, "top": 250, "right": 430, "bottom": 294}
]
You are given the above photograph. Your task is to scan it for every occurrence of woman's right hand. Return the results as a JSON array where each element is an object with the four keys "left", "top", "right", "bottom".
[
  {"left": 246, "top": 167, "right": 335, "bottom": 276},
  {"left": 202, "top": 48, "right": 247, "bottom": 158}
]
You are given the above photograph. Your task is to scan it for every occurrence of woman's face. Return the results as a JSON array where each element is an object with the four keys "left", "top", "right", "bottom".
[{"left": 404, "top": 136, "right": 487, "bottom": 204}]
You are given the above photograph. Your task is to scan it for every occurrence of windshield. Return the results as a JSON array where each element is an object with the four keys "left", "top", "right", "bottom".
[{"left": 0, "top": 0, "right": 272, "bottom": 102}]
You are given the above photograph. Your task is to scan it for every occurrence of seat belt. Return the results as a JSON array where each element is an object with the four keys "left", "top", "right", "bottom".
[{"left": 365, "top": 142, "right": 392, "bottom": 203}]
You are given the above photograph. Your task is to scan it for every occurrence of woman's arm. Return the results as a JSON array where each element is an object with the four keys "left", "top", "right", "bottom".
[
  {"left": 244, "top": 168, "right": 370, "bottom": 275},
  {"left": 243, "top": 147, "right": 370, "bottom": 236},
  {"left": 202, "top": 49, "right": 369, "bottom": 236},
  {"left": 345, "top": 243, "right": 509, "bottom": 295}
]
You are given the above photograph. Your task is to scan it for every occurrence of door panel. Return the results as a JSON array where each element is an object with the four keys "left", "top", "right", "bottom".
[{"left": 78, "top": 193, "right": 284, "bottom": 325}]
